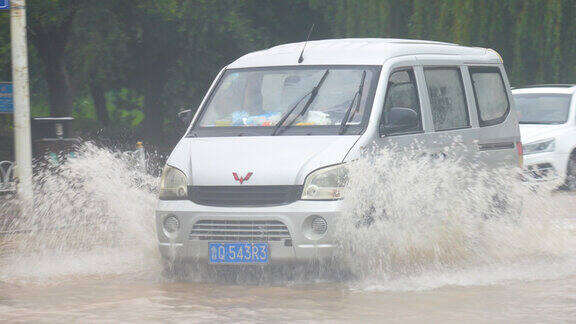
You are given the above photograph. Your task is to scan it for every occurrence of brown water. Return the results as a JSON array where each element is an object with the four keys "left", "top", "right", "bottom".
[
  {"left": 1, "top": 271, "right": 576, "bottom": 322},
  {"left": 1, "top": 145, "right": 575, "bottom": 323}
]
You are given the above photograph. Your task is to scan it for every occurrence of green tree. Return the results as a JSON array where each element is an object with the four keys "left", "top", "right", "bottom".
[
  {"left": 27, "top": 0, "right": 80, "bottom": 117},
  {"left": 2, "top": 0, "right": 575, "bottom": 147},
  {"left": 70, "top": 0, "right": 130, "bottom": 125}
]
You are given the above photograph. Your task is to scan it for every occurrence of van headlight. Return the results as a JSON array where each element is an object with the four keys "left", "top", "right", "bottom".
[
  {"left": 523, "top": 138, "right": 555, "bottom": 155},
  {"left": 301, "top": 164, "right": 348, "bottom": 200},
  {"left": 159, "top": 165, "right": 188, "bottom": 200}
]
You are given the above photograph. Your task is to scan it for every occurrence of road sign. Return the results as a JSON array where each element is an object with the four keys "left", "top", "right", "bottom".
[
  {"left": 0, "top": 82, "right": 13, "bottom": 113},
  {"left": 0, "top": 0, "right": 9, "bottom": 10}
]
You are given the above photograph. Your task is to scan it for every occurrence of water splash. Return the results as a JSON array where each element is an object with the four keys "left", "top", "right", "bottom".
[
  {"left": 0, "top": 143, "right": 574, "bottom": 290},
  {"left": 335, "top": 147, "right": 576, "bottom": 290},
  {"left": 0, "top": 143, "right": 161, "bottom": 283}
]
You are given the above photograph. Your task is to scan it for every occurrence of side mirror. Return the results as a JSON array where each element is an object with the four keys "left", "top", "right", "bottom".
[
  {"left": 177, "top": 109, "right": 193, "bottom": 126},
  {"left": 381, "top": 107, "right": 419, "bottom": 135},
  {"left": 177, "top": 109, "right": 193, "bottom": 134}
]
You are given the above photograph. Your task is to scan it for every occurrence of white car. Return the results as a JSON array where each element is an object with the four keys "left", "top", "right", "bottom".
[
  {"left": 157, "top": 38, "right": 521, "bottom": 268},
  {"left": 513, "top": 85, "right": 576, "bottom": 189}
]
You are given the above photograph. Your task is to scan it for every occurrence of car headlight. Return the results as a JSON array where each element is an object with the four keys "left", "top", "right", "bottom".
[
  {"left": 159, "top": 165, "right": 188, "bottom": 200},
  {"left": 522, "top": 138, "right": 555, "bottom": 155},
  {"left": 301, "top": 164, "right": 348, "bottom": 200}
]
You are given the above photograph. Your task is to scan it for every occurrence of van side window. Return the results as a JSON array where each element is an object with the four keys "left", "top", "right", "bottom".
[
  {"left": 424, "top": 68, "right": 469, "bottom": 131},
  {"left": 469, "top": 67, "right": 510, "bottom": 126},
  {"left": 380, "top": 69, "right": 422, "bottom": 135}
]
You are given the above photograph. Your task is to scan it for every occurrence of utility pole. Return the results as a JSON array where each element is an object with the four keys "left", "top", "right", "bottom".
[{"left": 10, "top": 0, "right": 34, "bottom": 211}]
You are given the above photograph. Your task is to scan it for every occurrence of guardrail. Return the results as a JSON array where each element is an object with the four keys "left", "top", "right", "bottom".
[{"left": 0, "top": 160, "right": 15, "bottom": 194}]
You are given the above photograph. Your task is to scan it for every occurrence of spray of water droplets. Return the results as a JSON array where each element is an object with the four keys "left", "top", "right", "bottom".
[
  {"left": 335, "top": 147, "right": 576, "bottom": 290},
  {"left": 0, "top": 142, "right": 574, "bottom": 290},
  {"left": 0, "top": 143, "right": 162, "bottom": 283}
]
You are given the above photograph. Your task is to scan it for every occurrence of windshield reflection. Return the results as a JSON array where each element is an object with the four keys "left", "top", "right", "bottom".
[{"left": 192, "top": 66, "right": 379, "bottom": 136}]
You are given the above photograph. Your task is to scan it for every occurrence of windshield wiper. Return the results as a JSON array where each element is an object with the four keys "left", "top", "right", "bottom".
[
  {"left": 272, "top": 69, "right": 330, "bottom": 136},
  {"left": 339, "top": 70, "right": 367, "bottom": 135}
]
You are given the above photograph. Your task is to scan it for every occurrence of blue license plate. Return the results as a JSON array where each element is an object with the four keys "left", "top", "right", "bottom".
[{"left": 209, "top": 242, "right": 268, "bottom": 264}]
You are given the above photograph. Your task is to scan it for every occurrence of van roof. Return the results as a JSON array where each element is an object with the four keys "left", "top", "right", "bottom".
[{"left": 228, "top": 38, "right": 500, "bottom": 68}]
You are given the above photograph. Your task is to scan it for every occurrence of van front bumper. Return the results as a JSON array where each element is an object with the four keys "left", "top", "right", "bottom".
[{"left": 156, "top": 199, "right": 343, "bottom": 264}]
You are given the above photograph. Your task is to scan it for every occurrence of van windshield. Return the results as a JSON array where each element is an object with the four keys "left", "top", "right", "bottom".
[
  {"left": 190, "top": 66, "right": 380, "bottom": 137},
  {"left": 514, "top": 93, "right": 572, "bottom": 124}
]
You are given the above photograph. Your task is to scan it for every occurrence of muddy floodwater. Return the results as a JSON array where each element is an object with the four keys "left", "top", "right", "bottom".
[
  {"left": 1, "top": 146, "right": 575, "bottom": 323},
  {"left": 1, "top": 273, "right": 576, "bottom": 323}
]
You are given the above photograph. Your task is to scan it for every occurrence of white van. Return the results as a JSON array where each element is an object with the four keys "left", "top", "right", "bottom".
[{"left": 156, "top": 39, "right": 521, "bottom": 267}]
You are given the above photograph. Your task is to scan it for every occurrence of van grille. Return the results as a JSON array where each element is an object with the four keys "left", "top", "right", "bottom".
[
  {"left": 188, "top": 186, "right": 302, "bottom": 207},
  {"left": 189, "top": 220, "right": 291, "bottom": 242}
]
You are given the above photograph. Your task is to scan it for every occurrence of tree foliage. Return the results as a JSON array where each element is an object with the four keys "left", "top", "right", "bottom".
[
  {"left": 313, "top": 0, "right": 576, "bottom": 86},
  {"left": 0, "top": 0, "right": 574, "bottom": 145}
]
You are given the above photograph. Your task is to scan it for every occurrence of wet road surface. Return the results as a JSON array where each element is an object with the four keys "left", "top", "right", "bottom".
[{"left": 1, "top": 275, "right": 576, "bottom": 323}]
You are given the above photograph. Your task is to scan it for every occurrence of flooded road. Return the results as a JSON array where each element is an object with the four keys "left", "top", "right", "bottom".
[
  {"left": 1, "top": 269, "right": 576, "bottom": 322},
  {"left": 1, "top": 145, "right": 575, "bottom": 322}
]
